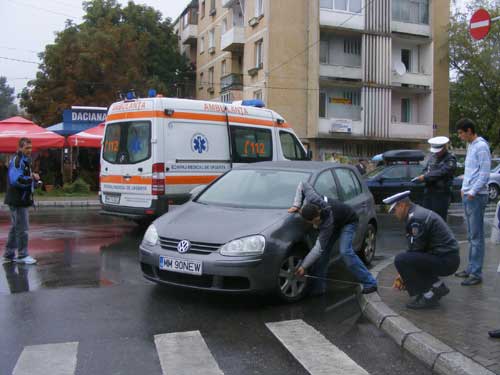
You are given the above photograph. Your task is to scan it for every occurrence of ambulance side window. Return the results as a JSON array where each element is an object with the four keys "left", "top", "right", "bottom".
[
  {"left": 279, "top": 131, "right": 307, "bottom": 160},
  {"left": 230, "top": 126, "right": 273, "bottom": 163}
]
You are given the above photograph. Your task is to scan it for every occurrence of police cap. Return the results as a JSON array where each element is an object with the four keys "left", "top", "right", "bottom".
[
  {"left": 428, "top": 136, "right": 449, "bottom": 153},
  {"left": 382, "top": 190, "right": 411, "bottom": 213}
]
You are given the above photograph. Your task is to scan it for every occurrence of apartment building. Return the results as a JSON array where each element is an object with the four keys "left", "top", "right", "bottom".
[{"left": 173, "top": 0, "right": 449, "bottom": 158}]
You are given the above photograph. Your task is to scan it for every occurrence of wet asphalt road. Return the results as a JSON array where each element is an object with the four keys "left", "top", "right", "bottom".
[{"left": 0, "top": 207, "right": 475, "bottom": 375}]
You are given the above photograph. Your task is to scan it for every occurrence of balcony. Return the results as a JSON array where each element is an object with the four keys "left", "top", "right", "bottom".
[
  {"left": 221, "top": 27, "right": 245, "bottom": 52},
  {"left": 392, "top": 72, "right": 432, "bottom": 87},
  {"left": 222, "top": 0, "right": 237, "bottom": 8},
  {"left": 320, "top": 9, "right": 363, "bottom": 31},
  {"left": 392, "top": 0, "right": 431, "bottom": 36},
  {"left": 392, "top": 21, "right": 431, "bottom": 37},
  {"left": 181, "top": 24, "right": 198, "bottom": 45},
  {"left": 319, "top": 65, "right": 362, "bottom": 81},
  {"left": 221, "top": 73, "right": 243, "bottom": 91},
  {"left": 390, "top": 122, "right": 433, "bottom": 140},
  {"left": 318, "top": 118, "right": 364, "bottom": 136}
]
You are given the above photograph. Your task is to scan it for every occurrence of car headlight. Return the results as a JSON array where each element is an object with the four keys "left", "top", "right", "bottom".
[
  {"left": 219, "top": 235, "right": 265, "bottom": 257},
  {"left": 143, "top": 224, "right": 159, "bottom": 246}
]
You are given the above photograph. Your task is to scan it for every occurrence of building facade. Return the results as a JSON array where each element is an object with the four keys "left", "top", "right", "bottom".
[{"left": 173, "top": 0, "right": 449, "bottom": 158}]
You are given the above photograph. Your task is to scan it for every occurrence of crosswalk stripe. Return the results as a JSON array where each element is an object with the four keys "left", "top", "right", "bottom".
[
  {"left": 13, "top": 342, "right": 78, "bottom": 375},
  {"left": 266, "top": 319, "right": 369, "bottom": 375},
  {"left": 154, "top": 331, "right": 224, "bottom": 375}
]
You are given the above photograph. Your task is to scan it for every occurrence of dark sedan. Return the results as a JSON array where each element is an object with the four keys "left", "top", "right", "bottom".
[{"left": 139, "top": 161, "right": 378, "bottom": 302}]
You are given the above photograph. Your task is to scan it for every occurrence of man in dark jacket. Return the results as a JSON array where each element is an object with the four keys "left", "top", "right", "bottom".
[
  {"left": 384, "top": 191, "right": 460, "bottom": 309},
  {"left": 289, "top": 181, "right": 377, "bottom": 295},
  {"left": 3, "top": 138, "right": 39, "bottom": 264},
  {"left": 415, "top": 136, "right": 457, "bottom": 221}
]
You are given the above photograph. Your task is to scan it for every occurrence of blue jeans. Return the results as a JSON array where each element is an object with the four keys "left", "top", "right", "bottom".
[
  {"left": 463, "top": 194, "right": 488, "bottom": 278},
  {"left": 4, "top": 206, "right": 30, "bottom": 259},
  {"left": 311, "top": 222, "right": 377, "bottom": 291}
]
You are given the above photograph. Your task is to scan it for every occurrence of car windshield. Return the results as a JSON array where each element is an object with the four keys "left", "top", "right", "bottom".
[{"left": 196, "top": 169, "right": 311, "bottom": 209}]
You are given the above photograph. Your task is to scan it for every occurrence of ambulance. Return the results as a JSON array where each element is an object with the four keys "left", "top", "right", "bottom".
[{"left": 99, "top": 97, "right": 310, "bottom": 222}]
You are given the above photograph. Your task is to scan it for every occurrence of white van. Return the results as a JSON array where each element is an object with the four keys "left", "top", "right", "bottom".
[{"left": 100, "top": 97, "right": 310, "bottom": 222}]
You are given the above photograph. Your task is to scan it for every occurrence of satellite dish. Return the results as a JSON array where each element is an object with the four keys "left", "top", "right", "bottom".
[{"left": 393, "top": 61, "right": 407, "bottom": 76}]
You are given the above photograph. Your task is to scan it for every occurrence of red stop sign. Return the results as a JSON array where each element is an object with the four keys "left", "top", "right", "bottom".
[{"left": 470, "top": 8, "right": 491, "bottom": 40}]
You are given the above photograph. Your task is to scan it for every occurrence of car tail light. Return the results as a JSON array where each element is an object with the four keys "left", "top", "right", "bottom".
[{"left": 152, "top": 163, "right": 165, "bottom": 195}]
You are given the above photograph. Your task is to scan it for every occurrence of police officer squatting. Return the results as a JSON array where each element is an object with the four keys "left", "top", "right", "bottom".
[
  {"left": 384, "top": 191, "right": 460, "bottom": 309},
  {"left": 415, "top": 136, "right": 457, "bottom": 221},
  {"left": 289, "top": 181, "right": 378, "bottom": 295}
]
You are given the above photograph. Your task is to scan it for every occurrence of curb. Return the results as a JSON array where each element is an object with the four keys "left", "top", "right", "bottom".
[
  {"left": 1, "top": 200, "right": 101, "bottom": 210},
  {"left": 358, "top": 257, "right": 495, "bottom": 375}
]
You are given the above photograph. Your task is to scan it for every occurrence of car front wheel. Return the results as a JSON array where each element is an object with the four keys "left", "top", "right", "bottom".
[
  {"left": 359, "top": 223, "right": 376, "bottom": 265},
  {"left": 275, "top": 251, "right": 309, "bottom": 303}
]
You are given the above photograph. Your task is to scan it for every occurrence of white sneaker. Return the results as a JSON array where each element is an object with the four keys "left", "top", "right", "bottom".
[{"left": 15, "top": 256, "right": 37, "bottom": 264}]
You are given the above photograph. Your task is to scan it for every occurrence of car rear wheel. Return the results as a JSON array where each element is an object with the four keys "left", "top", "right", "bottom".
[
  {"left": 488, "top": 184, "right": 499, "bottom": 201},
  {"left": 359, "top": 223, "right": 376, "bottom": 266},
  {"left": 276, "top": 251, "right": 308, "bottom": 303}
]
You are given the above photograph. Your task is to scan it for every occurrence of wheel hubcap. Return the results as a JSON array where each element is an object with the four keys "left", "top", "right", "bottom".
[
  {"left": 489, "top": 186, "right": 497, "bottom": 200},
  {"left": 279, "top": 256, "right": 306, "bottom": 298}
]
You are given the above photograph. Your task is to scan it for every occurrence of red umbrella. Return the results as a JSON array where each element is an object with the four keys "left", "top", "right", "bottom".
[
  {"left": 0, "top": 116, "right": 65, "bottom": 152},
  {"left": 67, "top": 123, "right": 105, "bottom": 148}
]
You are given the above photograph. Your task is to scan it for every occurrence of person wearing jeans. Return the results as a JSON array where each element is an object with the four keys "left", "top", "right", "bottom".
[
  {"left": 3, "top": 138, "right": 39, "bottom": 265},
  {"left": 455, "top": 118, "right": 491, "bottom": 286},
  {"left": 289, "top": 181, "right": 377, "bottom": 295}
]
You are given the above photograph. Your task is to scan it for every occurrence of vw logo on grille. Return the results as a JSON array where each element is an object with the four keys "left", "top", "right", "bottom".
[{"left": 177, "top": 240, "right": 191, "bottom": 253}]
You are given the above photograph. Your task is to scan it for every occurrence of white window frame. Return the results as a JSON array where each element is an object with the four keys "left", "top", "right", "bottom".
[
  {"left": 222, "top": 18, "right": 228, "bottom": 34},
  {"left": 209, "top": 29, "right": 215, "bottom": 48},
  {"left": 401, "top": 98, "right": 411, "bottom": 123},
  {"left": 320, "top": 0, "right": 361, "bottom": 14},
  {"left": 255, "top": 39, "right": 263, "bottom": 68},
  {"left": 255, "top": 0, "right": 264, "bottom": 17},
  {"left": 221, "top": 60, "right": 227, "bottom": 76}
]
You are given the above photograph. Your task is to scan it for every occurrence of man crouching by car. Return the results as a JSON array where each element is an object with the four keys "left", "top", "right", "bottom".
[{"left": 288, "top": 181, "right": 377, "bottom": 295}]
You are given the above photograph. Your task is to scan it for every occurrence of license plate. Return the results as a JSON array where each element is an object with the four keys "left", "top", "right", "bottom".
[
  {"left": 104, "top": 194, "right": 120, "bottom": 204},
  {"left": 159, "top": 256, "right": 202, "bottom": 275}
]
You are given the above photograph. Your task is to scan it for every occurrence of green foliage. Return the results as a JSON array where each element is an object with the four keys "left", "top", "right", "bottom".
[
  {"left": 449, "top": 0, "right": 500, "bottom": 150},
  {"left": 0, "top": 77, "right": 18, "bottom": 120},
  {"left": 20, "top": 0, "right": 193, "bottom": 126},
  {"left": 62, "top": 178, "right": 90, "bottom": 194}
]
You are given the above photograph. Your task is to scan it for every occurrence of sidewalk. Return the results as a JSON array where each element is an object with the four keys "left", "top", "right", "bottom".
[
  {"left": 0, "top": 195, "right": 100, "bottom": 209},
  {"left": 377, "top": 241, "right": 500, "bottom": 374}
]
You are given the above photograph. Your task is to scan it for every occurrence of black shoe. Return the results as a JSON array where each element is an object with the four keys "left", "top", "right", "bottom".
[
  {"left": 406, "top": 295, "right": 439, "bottom": 310},
  {"left": 431, "top": 283, "right": 450, "bottom": 300},
  {"left": 461, "top": 275, "right": 482, "bottom": 286},
  {"left": 2, "top": 256, "right": 14, "bottom": 263},
  {"left": 488, "top": 329, "right": 500, "bottom": 338},
  {"left": 362, "top": 285, "right": 378, "bottom": 294},
  {"left": 455, "top": 270, "right": 469, "bottom": 278}
]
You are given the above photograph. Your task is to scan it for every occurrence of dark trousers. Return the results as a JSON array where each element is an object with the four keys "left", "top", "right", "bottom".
[
  {"left": 423, "top": 191, "right": 451, "bottom": 221},
  {"left": 394, "top": 251, "right": 460, "bottom": 296}
]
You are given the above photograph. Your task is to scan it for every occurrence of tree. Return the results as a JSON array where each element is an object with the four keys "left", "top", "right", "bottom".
[
  {"left": 0, "top": 77, "right": 18, "bottom": 120},
  {"left": 449, "top": 0, "right": 500, "bottom": 149},
  {"left": 20, "top": 0, "right": 193, "bottom": 126}
]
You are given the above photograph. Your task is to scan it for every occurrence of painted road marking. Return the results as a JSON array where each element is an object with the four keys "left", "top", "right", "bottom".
[
  {"left": 154, "top": 331, "right": 223, "bottom": 375},
  {"left": 13, "top": 342, "right": 78, "bottom": 375},
  {"left": 266, "top": 319, "right": 369, "bottom": 375}
]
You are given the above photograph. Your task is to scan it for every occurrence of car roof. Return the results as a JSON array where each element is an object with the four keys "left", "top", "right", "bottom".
[{"left": 234, "top": 161, "right": 352, "bottom": 173}]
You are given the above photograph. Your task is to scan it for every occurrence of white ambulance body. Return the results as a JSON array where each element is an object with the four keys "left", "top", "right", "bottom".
[{"left": 100, "top": 97, "right": 309, "bottom": 221}]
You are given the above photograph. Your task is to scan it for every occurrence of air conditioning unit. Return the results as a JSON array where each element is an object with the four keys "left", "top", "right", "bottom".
[{"left": 248, "top": 16, "right": 259, "bottom": 27}]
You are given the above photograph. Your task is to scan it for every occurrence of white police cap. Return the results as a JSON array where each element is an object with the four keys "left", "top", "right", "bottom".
[
  {"left": 382, "top": 190, "right": 411, "bottom": 213},
  {"left": 428, "top": 136, "right": 449, "bottom": 153}
]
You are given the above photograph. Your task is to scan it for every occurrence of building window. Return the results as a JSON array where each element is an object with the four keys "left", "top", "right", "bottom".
[
  {"left": 401, "top": 49, "right": 411, "bottom": 72},
  {"left": 393, "top": 0, "right": 429, "bottom": 25},
  {"left": 209, "top": 29, "right": 215, "bottom": 48},
  {"left": 319, "top": 91, "right": 327, "bottom": 118},
  {"left": 221, "top": 92, "right": 232, "bottom": 103},
  {"left": 222, "top": 18, "right": 227, "bottom": 34},
  {"left": 401, "top": 98, "right": 411, "bottom": 123},
  {"left": 221, "top": 60, "right": 227, "bottom": 76},
  {"left": 200, "top": 36, "right": 205, "bottom": 53},
  {"left": 208, "top": 67, "right": 214, "bottom": 88},
  {"left": 201, "top": 0, "right": 205, "bottom": 18},
  {"left": 210, "top": 0, "right": 216, "bottom": 15},
  {"left": 182, "top": 13, "right": 189, "bottom": 28},
  {"left": 255, "top": 39, "right": 263, "bottom": 68},
  {"left": 320, "top": 0, "right": 361, "bottom": 13},
  {"left": 343, "top": 39, "right": 361, "bottom": 55},
  {"left": 255, "top": 0, "right": 264, "bottom": 17},
  {"left": 254, "top": 90, "right": 262, "bottom": 100},
  {"left": 343, "top": 91, "right": 361, "bottom": 106},
  {"left": 199, "top": 72, "right": 204, "bottom": 88},
  {"left": 320, "top": 40, "right": 329, "bottom": 64}
]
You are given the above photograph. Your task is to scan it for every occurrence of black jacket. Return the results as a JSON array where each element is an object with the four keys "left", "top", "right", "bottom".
[
  {"left": 4, "top": 153, "right": 34, "bottom": 207},
  {"left": 423, "top": 151, "right": 457, "bottom": 193}
]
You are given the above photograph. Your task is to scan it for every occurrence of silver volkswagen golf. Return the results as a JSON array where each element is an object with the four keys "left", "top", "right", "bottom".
[{"left": 139, "top": 161, "right": 377, "bottom": 302}]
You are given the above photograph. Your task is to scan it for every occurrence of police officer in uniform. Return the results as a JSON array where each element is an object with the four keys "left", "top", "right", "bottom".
[
  {"left": 384, "top": 191, "right": 460, "bottom": 309},
  {"left": 415, "top": 136, "right": 457, "bottom": 221}
]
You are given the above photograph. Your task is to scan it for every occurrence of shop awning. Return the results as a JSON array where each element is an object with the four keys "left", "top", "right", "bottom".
[
  {"left": 0, "top": 116, "right": 65, "bottom": 153},
  {"left": 67, "top": 123, "right": 105, "bottom": 148}
]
